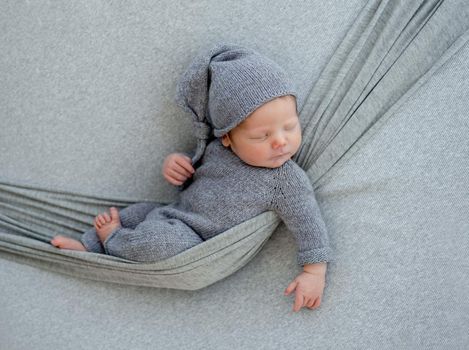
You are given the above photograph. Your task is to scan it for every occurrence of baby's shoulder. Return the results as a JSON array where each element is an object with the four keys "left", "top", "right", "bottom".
[
  {"left": 279, "top": 159, "right": 309, "bottom": 178},
  {"left": 276, "top": 160, "right": 313, "bottom": 190}
]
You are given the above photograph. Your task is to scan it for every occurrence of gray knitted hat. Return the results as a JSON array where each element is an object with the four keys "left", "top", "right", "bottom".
[{"left": 175, "top": 42, "right": 298, "bottom": 166}]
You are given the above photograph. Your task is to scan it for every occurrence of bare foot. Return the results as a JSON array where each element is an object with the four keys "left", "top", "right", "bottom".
[
  {"left": 51, "top": 236, "right": 86, "bottom": 251},
  {"left": 94, "top": 207, "right": 121, "bottom": 243}
]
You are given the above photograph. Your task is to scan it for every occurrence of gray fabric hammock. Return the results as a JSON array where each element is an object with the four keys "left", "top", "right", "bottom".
[{"left": 1, "top": 0, "right": 468, "bottom": 290}]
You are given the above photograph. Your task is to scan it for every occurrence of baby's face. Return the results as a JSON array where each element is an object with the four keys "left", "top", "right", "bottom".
[{"left": 221, "top": 95, "right": 301, "bottom": 168}]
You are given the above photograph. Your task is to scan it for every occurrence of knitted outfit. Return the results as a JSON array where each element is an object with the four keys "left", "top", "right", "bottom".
[
  {"left": 80, "top": 42, "right": 334, "bottom": 266},
  {"left": 81, "top": 138, "right": 333, "bottom": 265}
]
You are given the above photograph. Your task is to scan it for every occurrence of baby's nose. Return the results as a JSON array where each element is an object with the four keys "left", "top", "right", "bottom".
[{"left": 272, "top": 133, "right": 287, "bottom": 148}]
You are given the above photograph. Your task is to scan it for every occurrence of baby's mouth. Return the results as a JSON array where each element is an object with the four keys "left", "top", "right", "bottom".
[{"left": 271, "top": 152, "right": 289, "bottom": 159}]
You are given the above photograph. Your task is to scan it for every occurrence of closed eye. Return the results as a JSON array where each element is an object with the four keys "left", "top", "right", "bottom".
[
  {"left": 250, "top": 135, "right": 268, "bottom": 140},
  {"left": 285, "top": 122, "right": 297, "bottom": 131}
]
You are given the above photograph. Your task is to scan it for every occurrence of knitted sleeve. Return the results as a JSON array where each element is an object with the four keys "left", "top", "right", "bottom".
[{"left": 268, "top": 163, "right": 334, "bottom": 266}]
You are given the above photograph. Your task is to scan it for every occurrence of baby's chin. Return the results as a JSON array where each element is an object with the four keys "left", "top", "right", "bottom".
[{"left": 267, "top": 157, "right": 291, "bottom": 168}]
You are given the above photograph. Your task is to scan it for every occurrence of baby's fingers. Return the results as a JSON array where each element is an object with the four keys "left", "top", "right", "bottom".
[
  {"left": 306, "top": 297, "right": 321, "bottom": 310},
  {"left": 163, "top": 173, "right": 184, "bottom": 186},
  {"left": 284, "top": 280, "right": 298, "bottom": 296},
  {"left": 306, "top": 298, "right": 316, "bottom": 308},
  {"left": 175, "top": 156, "right": 195, "bottom": 175},
  {"left": 167, "top": 169, "right": 189, "bottom": 182},
  {"left": 172, "top": 162, "right": 193, "bottom": 178},
  {"left": 311, "top": 297, "right": 322, "bottom": 309},
  {"left": 293, "top": 293, "right": 304, "bottom": 312}
]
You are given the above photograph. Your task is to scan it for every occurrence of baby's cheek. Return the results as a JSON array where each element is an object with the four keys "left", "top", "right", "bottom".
[{"left": 248, "top": 146, "right": 269, "bottom": 161}]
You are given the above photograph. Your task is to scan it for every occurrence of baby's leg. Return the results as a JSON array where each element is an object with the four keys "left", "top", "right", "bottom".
[
  {"left": 118, "top": 201, "right": 162, "bottom": 229},
  {"left": 80, "top": 201, "right": 162, "bottom": 254},
  {"left": 80, "top": 227, "right": 104, "bottom": 253},
  {"left": 103, "top": 218, "right": 204, "bottom": 262}
]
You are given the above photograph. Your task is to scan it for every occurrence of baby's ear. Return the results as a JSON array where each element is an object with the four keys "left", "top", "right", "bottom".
[{"left": 221, "top": 134, "right": 230, "bottom": 147}]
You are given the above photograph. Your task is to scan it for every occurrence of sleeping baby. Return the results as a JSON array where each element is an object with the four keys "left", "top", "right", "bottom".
[{"left": 51, "top": 43, "right": 334, "bottom": 312}]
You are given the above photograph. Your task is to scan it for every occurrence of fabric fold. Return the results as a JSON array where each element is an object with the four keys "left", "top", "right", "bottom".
[
  {"left": 294, "top": 0, "right": 468, "bottom": 184},
  {"left": 1, "top": 0, "right": 468, "bottom": 289}
]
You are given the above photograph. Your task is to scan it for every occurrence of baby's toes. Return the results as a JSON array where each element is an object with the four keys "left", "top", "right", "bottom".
[
  {"left": 109, "top": 207, "right": 120, "bottom": 223},
  {"left": 94, "top": 217, "right": 102, "bottom": 228},
  {"left": 98, "top": 214, "right": 106, "bottom": 225},
  {"left": 103, "top": 212, "right": 111, "bottom": 223}
]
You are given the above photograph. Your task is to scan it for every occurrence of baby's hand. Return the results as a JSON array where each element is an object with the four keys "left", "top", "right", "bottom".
[
  {"left": 162, "top": 153, "right": 195, "bottom": 186},
  {"left": 284, "top": 270, "right": 325, "bottom": 312}
]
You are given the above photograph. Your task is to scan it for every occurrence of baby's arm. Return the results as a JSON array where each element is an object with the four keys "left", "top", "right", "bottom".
[
  {"left": 269, "top": 165, "right": 333, "bottom": 312},
  {"left": 271, "top": 169, "right": 333, "bottom": 266},
  {"left": 162, "top": 153, "right": 195, "bottom": 186}
]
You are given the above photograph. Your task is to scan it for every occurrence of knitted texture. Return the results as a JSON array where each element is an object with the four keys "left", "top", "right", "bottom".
[
  {"left": 81, "top": 139, "right": 333, "bottom": 266},
  {"left": 175, "top": 42, "right": 297, "bottom": 167}
]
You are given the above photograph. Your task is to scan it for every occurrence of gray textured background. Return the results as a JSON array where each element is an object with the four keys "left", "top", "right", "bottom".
[
  {"left": 1, "top": 1, "right": 468, "bottom": 349},
  {"left": 1, "top": 0, "right": 365, "bottom": 202}
]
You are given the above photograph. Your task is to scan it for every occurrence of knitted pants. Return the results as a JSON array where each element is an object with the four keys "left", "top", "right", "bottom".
[{"left": 80, "top": 202, "right": 204, "bottom": 262}]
